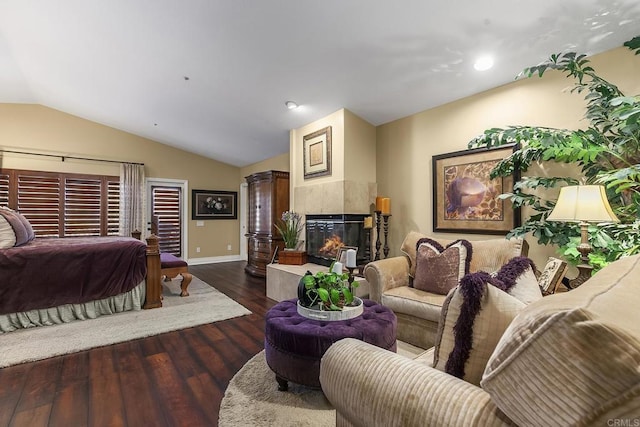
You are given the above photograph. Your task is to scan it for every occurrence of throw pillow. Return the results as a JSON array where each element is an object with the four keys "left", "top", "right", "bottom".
[
  {"left": 412, "top": 238, "right": 472, "bottom": 295},
  {"left": 432, "top": 271, "right": 526, "bottom": 386},
  {"left": 491, "top": 256, "right": 543, "bottom": 305}
]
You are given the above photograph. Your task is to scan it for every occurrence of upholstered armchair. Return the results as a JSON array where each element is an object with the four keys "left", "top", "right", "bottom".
[
  {"left": 364, "top": 231, "right": 528, "bottom": 349},
  {"left": 321, "top": 254, "right": 640, "bottom": 426}
]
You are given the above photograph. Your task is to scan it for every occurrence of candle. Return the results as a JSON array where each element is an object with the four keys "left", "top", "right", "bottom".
[
  {"left": 345, "top": 249, "right": 357, "bottom": 268},
  {"left": 332, "top": 262, "right": 343, "bottom": 274},
  {"left": 363, "top": 216, "right": 373, "bottom": 229},
  {"left": 381, "top": 198, "right": 391, "bottom": 215},
  {"left": 375, "top": 196, "right": 384, "bottom": 212}
]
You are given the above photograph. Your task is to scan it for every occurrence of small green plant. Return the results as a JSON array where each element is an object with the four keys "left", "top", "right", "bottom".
[{"left": 300, "top": 263, "right": 359, "bottom": 311}]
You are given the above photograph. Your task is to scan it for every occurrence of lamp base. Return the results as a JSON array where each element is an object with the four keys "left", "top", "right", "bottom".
[{"left": 568, "top": 263, "right": 593, "bottom": 289}]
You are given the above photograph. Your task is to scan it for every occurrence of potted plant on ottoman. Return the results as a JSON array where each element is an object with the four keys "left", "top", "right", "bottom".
[{"left": 297, "top": 263, "right": 363, "bottom": 321}]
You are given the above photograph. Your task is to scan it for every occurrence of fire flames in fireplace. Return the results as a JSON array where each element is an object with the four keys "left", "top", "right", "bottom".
[{"left": 318, "top": 235, "right": 344, "bottom": 257}]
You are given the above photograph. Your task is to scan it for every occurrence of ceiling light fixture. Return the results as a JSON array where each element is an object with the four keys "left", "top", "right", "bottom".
[
  {"left": 285, "top": 101, "right": 299, "bottom": 110},
  {"left": 473, "top": 56, "right": 494, "bottom": 71}
]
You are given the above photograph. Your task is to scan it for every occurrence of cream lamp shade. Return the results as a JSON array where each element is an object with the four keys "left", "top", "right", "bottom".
[{"left": 547, "top": 185, "right": 619, "bottom": 223}]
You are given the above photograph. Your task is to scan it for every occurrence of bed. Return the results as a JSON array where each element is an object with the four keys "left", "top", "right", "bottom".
[{"left": 0, "top": 207, "right": 162, "bottom": 333}]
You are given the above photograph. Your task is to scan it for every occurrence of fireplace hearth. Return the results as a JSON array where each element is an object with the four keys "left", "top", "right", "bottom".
[{"left": 305, "top": 214, "right": 370, "bottom": 267}]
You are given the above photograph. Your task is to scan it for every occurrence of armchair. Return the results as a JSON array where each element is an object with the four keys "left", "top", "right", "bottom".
[{"left": 364, "top": 231, "right": 528, "bottom": 349}]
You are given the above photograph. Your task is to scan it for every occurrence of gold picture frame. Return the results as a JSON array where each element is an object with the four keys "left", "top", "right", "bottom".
[
  {"left": 432, "top": 144, "right": 520, "bottom": 234},
  {"left": 303, "top": 126, "right": 332, "bottom": 179}
]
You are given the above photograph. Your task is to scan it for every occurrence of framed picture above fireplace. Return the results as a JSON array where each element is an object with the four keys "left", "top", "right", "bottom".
[{"left": 303, "top": 126, "right": 332, "bottom": 179}]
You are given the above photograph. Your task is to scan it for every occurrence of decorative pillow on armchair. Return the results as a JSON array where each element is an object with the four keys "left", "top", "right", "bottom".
[
  {"left": 432, "top": 256, "right": 543, "bottom": 386},
  {"left": 412, "top": 238, "right": 472, "bottom": 295}
]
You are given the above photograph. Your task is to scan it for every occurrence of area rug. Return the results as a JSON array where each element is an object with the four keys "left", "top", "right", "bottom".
[
  {"left": 218, "top": 350, "right": 335, "bottom": 427},
  {"left": 0, "top": 276, "right": 251, "bottom": 368},
  {"left": 218, "top": 342, "right": 424, "bottom": 426}
]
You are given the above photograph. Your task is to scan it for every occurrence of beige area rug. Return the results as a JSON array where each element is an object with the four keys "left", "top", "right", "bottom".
[
  {"left": 0, "top": 276, "right": 251, "bottom": 368},
  {"left": 218, "top": 341, "right": 423, "bottom": 426}
]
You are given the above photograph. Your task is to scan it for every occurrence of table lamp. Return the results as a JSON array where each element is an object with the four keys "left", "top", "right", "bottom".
[{"left": 547, "top": 185, "right": 619, "bottom": 288}]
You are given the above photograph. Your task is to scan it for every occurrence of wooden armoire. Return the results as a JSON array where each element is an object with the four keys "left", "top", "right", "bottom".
[{"left": 245, "top": 170, "right": 290, "bottom": 277}]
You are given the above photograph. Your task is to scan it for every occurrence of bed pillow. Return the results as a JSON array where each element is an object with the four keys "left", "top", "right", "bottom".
[
  {"left": 0, "top": 207, "right": 31, "bottom": 248},
  {"left": 433, "top": 271, "right": 526, "bottom": 386},
  {"left": 412, "top": 238, "right": 472, "bottom": 295},
  {"left": 15, "top": 211, "right": 35, "bottom": 242},
  {"left": 0, "top": 214, "right": 17, "bottom": 248}
]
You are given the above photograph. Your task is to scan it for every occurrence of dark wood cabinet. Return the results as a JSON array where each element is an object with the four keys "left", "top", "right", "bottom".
[{"left": 245, "top": 170, "right": 290, "bottom": 277}]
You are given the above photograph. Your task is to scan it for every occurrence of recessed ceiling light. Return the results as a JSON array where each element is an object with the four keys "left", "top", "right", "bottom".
[
  {"left": 285, "top": 101, "right": 299, "bottom": 110},
  {"left": 473, "top": 56, "right": 494, "bottom": 71}
]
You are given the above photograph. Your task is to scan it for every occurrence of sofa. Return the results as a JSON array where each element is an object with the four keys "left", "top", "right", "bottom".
[
  {"left": 364, "top": 231, "right": 528, "bottom": 349},
  {"left": 320, "top": 254, "right": 640, "bottom": 426}
]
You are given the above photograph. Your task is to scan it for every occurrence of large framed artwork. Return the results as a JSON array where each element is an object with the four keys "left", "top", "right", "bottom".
[
  {"left": 192, "top": 189, "right": 238, "bottom": 220},
  {"left": 303, "top": 126, "right": 332, "bottom": 179},
  {"left": 432, "top": 144, "right": 519, "bottom": 234}
]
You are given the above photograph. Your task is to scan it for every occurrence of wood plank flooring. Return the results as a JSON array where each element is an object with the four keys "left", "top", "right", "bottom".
[{"left": 0, "top": 261, "right": 275, "bottom": 427}]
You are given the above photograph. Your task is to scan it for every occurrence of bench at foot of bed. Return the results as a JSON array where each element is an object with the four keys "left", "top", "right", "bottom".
[{"left": 160, "top": 253, "right": 192, "bottom": 297}]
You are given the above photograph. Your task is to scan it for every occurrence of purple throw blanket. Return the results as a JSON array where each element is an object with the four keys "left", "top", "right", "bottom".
[{"left": 0, "top": 236, "right": 147, "bottom": 315}]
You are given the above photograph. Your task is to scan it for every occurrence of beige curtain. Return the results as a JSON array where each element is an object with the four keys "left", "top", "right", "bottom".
[{"left": 119, "top": 163, "right": 145, "bottom": 237}]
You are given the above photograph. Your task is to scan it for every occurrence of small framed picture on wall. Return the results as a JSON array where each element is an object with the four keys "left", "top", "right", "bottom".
[{"left": 192, "top": 189, "right": 238, "bottom": 220}]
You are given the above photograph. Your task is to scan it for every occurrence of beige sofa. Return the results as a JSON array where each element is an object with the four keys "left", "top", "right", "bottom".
[
  {"left": 321, "top": 254, "right": 640, "bottom": 426},
  {"left": 364, "top": 231, "right": 528, "bottom": 349}
]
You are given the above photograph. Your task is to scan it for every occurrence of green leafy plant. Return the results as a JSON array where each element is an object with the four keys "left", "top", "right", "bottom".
[
  {"left": 468, "top": 36, "right": 640, "bottom": 269},
  {"left": 300, "top": 264, "right": 360, "bottom": 311},
  {"left": 274, "top": 210, "right": 304, "bottom": 249}
]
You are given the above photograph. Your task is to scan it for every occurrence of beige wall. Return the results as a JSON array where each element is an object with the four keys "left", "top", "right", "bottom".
[
  {"left": 289, "top": 108, "right": 376, "bottom": 215},
  {"left": 239, "top": 152, "right": 290, "bottom": 179},
  {"left": 376, "top": 46, "right": 640, "bottom": 266},
  {"left": 0, "top": 104, "right": 241, "bottom": 260}
]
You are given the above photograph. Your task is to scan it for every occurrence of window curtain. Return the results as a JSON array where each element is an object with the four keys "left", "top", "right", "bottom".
[{"left": 119, "top": 163, "right": 146, "bottom": 237}]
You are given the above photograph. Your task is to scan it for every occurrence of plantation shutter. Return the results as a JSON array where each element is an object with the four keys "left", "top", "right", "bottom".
[
  {"left": 107, "top": 178, "right": 120, "bottom": 236},
  {"left": 151, "top": 185, "right": 182, "bottom": 256},
  {"left": 1, "top": 169, "right": 119, "bottom": 238},
  {"left": 17, "top": 172, "right": 61, "bottom": 237},
  {"left": 0, "top": 172, "right": 9, "bottom": 206},
  {"left": 64, "top": 177, "right": 102, "bottom": 236}
]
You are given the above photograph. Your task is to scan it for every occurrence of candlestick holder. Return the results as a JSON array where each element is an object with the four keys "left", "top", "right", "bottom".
[
  {"left": 364, "top": 226, "right": 372, "bottom": 263},
  {"left": 346, "top": 266, "right": 357, "bottom": 294},
  {"left": 382, "top": 214, "right": 391, "bottom": 259},
  {"left": 374, "top": 211, "right": 382, "bottom": 261}
]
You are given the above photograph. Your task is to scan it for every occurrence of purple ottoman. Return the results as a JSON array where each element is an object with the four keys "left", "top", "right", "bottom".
[{"left": 264, "top": 298, "right": 397, "bottom": 390}]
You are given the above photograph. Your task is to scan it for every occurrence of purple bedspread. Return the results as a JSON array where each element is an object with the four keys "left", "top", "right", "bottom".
[{"left": 0, "top": 236, "right": 147, "bottom": 315}]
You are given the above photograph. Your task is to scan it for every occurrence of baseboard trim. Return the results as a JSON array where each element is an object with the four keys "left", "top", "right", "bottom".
[{"left": 187, "top": 255, "right": 244, "bottom": 265}]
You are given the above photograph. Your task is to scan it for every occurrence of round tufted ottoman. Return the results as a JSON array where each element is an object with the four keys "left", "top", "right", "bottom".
[{"left": 264, "top": 298, "right": 397, "bottom": 390}]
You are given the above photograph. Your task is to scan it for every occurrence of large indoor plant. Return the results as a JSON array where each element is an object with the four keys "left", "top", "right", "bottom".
[{"left": 468, "top": 36, "right": 640, "bottom": 270}]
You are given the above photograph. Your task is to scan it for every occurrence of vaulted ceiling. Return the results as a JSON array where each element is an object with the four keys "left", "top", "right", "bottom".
[{"left": 1, "top": 1, "right": 638, "bottom": 166}]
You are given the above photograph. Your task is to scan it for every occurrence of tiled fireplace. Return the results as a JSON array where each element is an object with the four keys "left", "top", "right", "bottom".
[{"left": 305, "top": 214, "right": 370, "bottom": 267}]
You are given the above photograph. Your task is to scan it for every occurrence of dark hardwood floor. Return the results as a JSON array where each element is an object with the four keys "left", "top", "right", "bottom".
[{"left": 0, "top": 261, "right": 275, "bottom": 427}]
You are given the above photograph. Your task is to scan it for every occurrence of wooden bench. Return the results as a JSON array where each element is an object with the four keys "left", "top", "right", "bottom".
[{"left": 160, "top": 252, "right": 192, "bottom": 297}]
